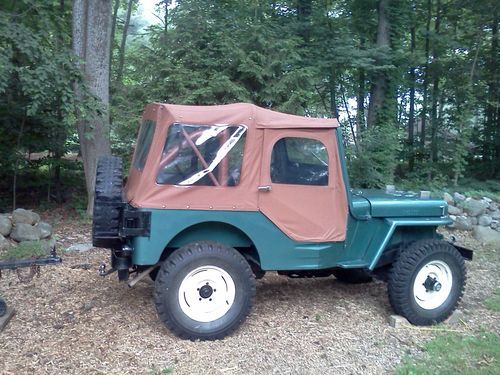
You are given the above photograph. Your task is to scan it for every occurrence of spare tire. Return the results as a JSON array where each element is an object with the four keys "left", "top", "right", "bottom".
[{"left": 92, "top": 156, "right": 123, "bottom": 249}]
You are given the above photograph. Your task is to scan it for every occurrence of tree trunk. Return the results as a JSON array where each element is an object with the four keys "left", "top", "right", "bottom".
[
  {"left": 356, "top": 68, "right": 365, "bottom": 138},
  {"left": 164, "top": 0, "right": 170, "bottom": 34},
  {"left": 485, "top": 8, "right": 498, "bottom": 177},
  {"left": 73, "top": 0, "right": 112, "bottom": 215},
  {"left": 420, "top": 0, "right": 432, "bottom": 155},
  {"left": 340, "top": 79, "right": 358, "bottom": 150},
  {"left": 356, "top": 37, "right": 366, "bottom": 139},
  {"left": 110, "top": 0, "right": 120, "bottom": 71},
  {"left": 408, "top": 24, "right": 416, "bottom": 171},
  {"left": 116, "top": 0, "right": 135, "bottom": 84},
  {"left": 430, "top": 0, "right": 441, "bottom": 163},
  {"left": 329, "top": 72, "right": 339, "bottom": 119},
  {"left": 367, "top": 0, "right": 390, "bottom": 128}
]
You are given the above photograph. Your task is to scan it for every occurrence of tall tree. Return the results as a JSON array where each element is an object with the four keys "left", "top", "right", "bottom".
[
  {"left": 73, "top": 0, "right": 113, "bottom": 214},
  {"left": 116, "top": 0, "right": 136, "bottom": 84},
  {"left": 110, "top": 0, "right": 120, "bottom": 68},
  {"left": 408, "top": 21, "right": 416, "bottom": 171},
  {"left": 484, "top": 7, "right": 499, "bottom": 177},
  {"left": 420, "top": 0, "right": 432, "bottom": 155},
  {"left": 367, "top": 0, "right": 391, "bottom": 128},
  {"left": 429, "top": 0, "right": 441, "bottom": 163}
]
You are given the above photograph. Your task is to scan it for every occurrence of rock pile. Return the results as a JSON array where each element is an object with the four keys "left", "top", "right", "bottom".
[
  {"left": 0, "top": 209, "right": 54, "bottom": 255},
  {"left": 445, "top": 192, "right": 500, "bottom": 246}
]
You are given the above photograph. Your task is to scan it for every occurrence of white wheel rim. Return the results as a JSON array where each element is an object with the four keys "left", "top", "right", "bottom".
[
  {"left": 178, "top": 265, "right": 235, "bottom": 322},
  {"left": 413, "top": 260, "right": 453, "bottom": 310}
]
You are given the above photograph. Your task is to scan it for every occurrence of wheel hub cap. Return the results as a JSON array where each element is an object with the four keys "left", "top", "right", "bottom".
[
  {"left": 423, "top": 276, "right": 442, "bottom": 292},
  {"left": 178, "top": 265, "right": 236, "bottom": 323},
  {"left": 199, "top": 284, "right": 213, "bottom": 299},
  {"left": 413, "top": 260, "right": 453, "bottom": 310}
]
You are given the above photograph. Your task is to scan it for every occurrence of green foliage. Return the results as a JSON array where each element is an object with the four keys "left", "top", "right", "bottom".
[
  {"left": 2, "top": 0, "right": 499, "bottom": 207},
  {"left": 0, "top": 1, "right": 91, "bottom": 209},
  {"left": 348, "top": 124, "right": 402, "bottom": 188},
  {"left": 397, "top": 332, "right": 500, "bottom": 375},
  {"left": 483, "top": 289, "right": 500, "bottom": 312},
  {"left": 0, "top": 241, "right": 52, "bottom": 261},
  {"left": 151, "top": 367, "right": 173, "bottom": 375}
]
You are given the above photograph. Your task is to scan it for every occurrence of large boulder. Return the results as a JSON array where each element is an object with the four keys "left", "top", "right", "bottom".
[
  {"left": 10, "top": 223, "right": 41, "bottom": 242},
  {"left": 453, "top": 192, "right": 466, "bottom": 202},
  {"left": 473, "top": 226, "right": 500, "bottom": 247},
  {"left": 0, "top": 216, "right": 12, "bottom": 236},
  {"left": 448, "top": 205, "right": 462, "bottom": 215},
  {"left": 462, "top": 199, "right": 487, "bottom": 217},
  {"left": 451, "top": 216, "right": 473, "bottom": 231},
  {"left": 478, "top": 215, "right": 493, "bottom": 227},
  {"left": 36, "top": 221, "right": 53, "bottom": 239},
  {"left": 491, "top": 210, "right": 500, "bottom": 220},
  {"left": 12, "top": 208, "right": 40, "bottom": 225},
  {"left": 443, "top": 192, "right": 454, "bottom": 205}
]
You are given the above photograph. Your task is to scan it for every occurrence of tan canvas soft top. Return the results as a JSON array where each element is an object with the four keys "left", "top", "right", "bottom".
[
  {"left": 148, "top": 102, "right": 339, "bottom": 129},
  {"left": 125, "top": 103, "right": 347, "bottom": 242}
]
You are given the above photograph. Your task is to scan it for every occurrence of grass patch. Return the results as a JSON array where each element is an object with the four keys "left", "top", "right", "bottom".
[
  {"left": 469, "top": 242, "right": 500, "bottom": 263},
  {"left": 151, "top": 367, "right": 173, "bottom": 375},
  {"left": 397, "top": 332, "right": 499, "bottom": 375},
  {"left": 0, "top": 240, "right": 51, "bottom": 261},
  {"left": 484, "top": 289, "right": 500, "bottom": 312}
]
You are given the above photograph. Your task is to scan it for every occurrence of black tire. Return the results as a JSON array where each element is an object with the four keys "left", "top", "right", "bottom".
[
  {"left": 154, "top": 241, "right": 256, "bottom": 340},
  {"left": 0, "top": 297, "right": 6, "bottom": 317},
  {"left": 388, "top": 239, "right": 465, "bottom": 325},
  {"left": 149, "top": 266, "right": 159, "bottom": 281},
  {"left": 333, "top": 268, "right": 373, "bottom": 284},
  {"left": 92, "top": 156, "right": 123, "bottom": 248}
]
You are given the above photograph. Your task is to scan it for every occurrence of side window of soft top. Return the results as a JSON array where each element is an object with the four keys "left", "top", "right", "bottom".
[
  {"left": 156, "top": 123, "right": 247, "bottom": 186},
  {"left": 132, "top": 120, "right": 156, "bottom": 171},
  {"left": 271, "top": 137, "right": 329, "bottom": 186}
]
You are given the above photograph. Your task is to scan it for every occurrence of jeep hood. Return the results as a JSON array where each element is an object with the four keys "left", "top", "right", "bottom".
[{"left": 354, "top": 189, "right": 448, "bottom": 218}]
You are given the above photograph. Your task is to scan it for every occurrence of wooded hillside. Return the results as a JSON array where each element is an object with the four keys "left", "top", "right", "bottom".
[{"left": 0, "top": 0, "right": 498, "bottom": 211}]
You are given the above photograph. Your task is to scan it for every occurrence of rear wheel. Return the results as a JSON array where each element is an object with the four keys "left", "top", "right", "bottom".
[
  {"left": 154, "top": 241, "right": 255, "bottom": 340},
  {"left": 332, "top": 268, "right": 373, "bottom": 284},
  {"left": 388, "top": 240, "right": 465, "bottom": 325}
]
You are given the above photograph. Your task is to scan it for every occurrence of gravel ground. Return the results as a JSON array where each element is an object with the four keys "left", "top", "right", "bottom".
[{"left": 0, "top": 218, "right": 498, "bottom": 375}]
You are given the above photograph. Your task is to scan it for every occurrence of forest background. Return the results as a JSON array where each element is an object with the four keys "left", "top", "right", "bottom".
[{"left": 0, "top": 0, "right": 498, "bottom": 214}]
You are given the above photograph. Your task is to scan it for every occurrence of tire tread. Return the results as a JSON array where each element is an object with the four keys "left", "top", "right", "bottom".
[
  {"left": 388, "top": 239, "right": 466, "bottom": 325},
  {"left": 154, "top": 241, "right": 256, "bottom": 340}
]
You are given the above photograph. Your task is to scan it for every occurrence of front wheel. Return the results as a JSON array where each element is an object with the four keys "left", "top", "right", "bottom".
[
  {"left": 388, "top": 240, "right": 466, "bottom": 325},
  {"left": 154, "top": 242, "right": 256, "bottom": 340}
]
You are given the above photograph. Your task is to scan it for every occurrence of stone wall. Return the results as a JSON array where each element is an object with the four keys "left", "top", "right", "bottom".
[
  {"left": 0, "top": 209, "right": 54, "bottom": 254},
  {"left": 444, "top": 192, "right": 500, "bottom": 245}
]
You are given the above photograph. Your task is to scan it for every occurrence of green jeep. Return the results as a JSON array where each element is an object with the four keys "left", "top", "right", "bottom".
[{"left": 92, "top": 103, "right": 472, "bottom": 340}]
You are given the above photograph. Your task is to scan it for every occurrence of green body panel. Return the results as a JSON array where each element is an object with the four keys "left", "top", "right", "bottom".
[
  {"left": 132, "top": 209, "right": 343, "bottom": 269},
  {"left": 356, "top": 190, "right": 447, "bottom": 217},
  {"left": 131, "top": 209, "right": 451, "bottom": 271}
]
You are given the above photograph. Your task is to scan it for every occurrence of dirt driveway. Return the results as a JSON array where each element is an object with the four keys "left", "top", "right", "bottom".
[{"left": 0, "top": 218, "right": 498, "bottom": 375}]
